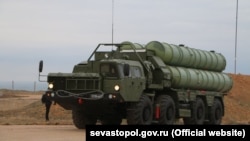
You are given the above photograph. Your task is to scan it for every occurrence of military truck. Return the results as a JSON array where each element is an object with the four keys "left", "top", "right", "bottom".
[{"left": 38, "top": 41, "right": 233, "bottom": 129}]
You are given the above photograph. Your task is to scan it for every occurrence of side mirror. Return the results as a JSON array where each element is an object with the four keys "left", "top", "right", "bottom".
[
  {"left": 123, "top": 64, "right": 130, "bottom": 76},
  {"left": 38, "top": 60, "right": 47, "bottom": 82},
  {"left": 39, "top": 60, "right": 43, "bottom": 73}
]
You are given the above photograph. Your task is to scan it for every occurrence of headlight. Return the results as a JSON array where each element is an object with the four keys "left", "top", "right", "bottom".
[
  {"left": 51, "top": 92, "right": 55, "bottom": 97},
  {"left": 48, "top": 83, "right": 54, "bottom": 89},
  {"left": 114, "top": 85, "right": 120, "bottom": 91}
]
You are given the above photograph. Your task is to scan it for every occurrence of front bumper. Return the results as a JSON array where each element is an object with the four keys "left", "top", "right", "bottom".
[{"left": 45, "top": 89, "right": 124, "bottom": 110}]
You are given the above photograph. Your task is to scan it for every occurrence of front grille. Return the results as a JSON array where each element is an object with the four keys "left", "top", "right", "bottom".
[{"left": 66, "top": 78, "right": 99, "bottom": 90}]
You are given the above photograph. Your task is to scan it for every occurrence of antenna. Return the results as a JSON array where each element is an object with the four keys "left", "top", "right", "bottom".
[
  {"left": 112, "top": 0, "right": 114, "bottom": 45},
  {"left": 234, "top": 0, "right": 238, "bottom": 74}
]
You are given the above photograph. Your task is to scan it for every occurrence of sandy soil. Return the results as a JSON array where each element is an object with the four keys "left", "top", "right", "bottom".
[
  {"left": 0, "top": 90, "right": 72, "bottom": 125},
  {"left": 0, "top": 125, "right": 85, "bottom": 141},
  {"left": 0, "top": 73, "right": 250, "bottom": 125}
]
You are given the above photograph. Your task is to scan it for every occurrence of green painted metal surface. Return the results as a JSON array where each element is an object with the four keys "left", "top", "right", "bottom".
[
  {"left": 120, "top": 41, "right": 144, "bottom": 50},
  {"left": 145, "top": 41, "right": 226, "bottom": 72},
  {"left": 166, "top": 65, "right": 233, "bottom": 92}
]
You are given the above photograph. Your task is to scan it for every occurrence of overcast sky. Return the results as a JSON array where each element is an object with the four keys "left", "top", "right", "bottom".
[{"left": 0, "top": 0, "right": 250, "bottom": 84}]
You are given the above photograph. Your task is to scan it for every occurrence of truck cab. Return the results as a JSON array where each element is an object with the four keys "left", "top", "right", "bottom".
[{"left": 39, "top": 43, "right": 148, "bottom": 128}]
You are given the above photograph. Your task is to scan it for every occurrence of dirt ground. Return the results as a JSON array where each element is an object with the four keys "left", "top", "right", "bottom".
[
  {"left": 0, "top": 90, "right": 73, "bottom": 125},
  {"left": 0, "top": 73, "right": 250, "bottom": 125},
  {"left": 0, "top": 125, "right": 85, "bottom": 141}
]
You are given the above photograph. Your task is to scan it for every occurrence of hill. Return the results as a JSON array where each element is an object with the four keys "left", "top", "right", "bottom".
[
  {"left": 223, "top": 73, "right": 250, "bottom": 124},
  {"left": 0, "top": 73, "right": 250, "bottom": 125}
]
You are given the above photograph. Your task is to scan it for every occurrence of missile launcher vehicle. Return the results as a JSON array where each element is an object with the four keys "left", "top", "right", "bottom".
[{"left": 38, "top": 41, "right": 233, "bottom": 128}]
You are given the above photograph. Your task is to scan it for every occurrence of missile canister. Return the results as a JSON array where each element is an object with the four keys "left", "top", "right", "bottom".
[
  {"left": 120, "top": 41, "right": 144, "bottom": 50},
  {"left": 145, "top": 41, "right": 226, "bottom": 72},
  {"left": 166, "top": 65, "right": 233, "bottom": 92}
]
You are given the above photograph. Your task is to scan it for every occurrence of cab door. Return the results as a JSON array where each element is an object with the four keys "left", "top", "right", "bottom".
[{"left": 121, "top": 64, "right": 145, "bottom": 101}]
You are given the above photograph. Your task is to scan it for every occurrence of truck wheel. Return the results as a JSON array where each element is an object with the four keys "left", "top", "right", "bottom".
[
  {"left": 207, "top": 99, "right": 223, "bottom": 124},
  {"left": 72, "top": 109, "right": 96, "bottom": 129},
  {"left": 127, "top": 95, "right": 153, "bottom": 125},
  {"left": 183, "top": 98, "right": 205, "bottom": 125},
  {"left": 156, "top": 95, "right": 176, "bottom": 124}
]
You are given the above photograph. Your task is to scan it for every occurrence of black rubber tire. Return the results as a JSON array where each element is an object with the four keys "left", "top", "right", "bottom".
[
  {"left": 72, "top": 108, "right": 96, "bottom": 129},
  {"left": 207, "top": 99, "right": 223, "bottom": 125},
  {"left": 183, "top": 98, "right": 206, "bottom": 125},
  {"left": 156, "top": 95, "right": 176, "bottom": 124},
  {"left": 127, "top": 95, "right": 153, "bottom": 125}
]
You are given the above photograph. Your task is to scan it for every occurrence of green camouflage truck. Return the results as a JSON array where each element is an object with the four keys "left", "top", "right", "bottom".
[{"left": 38, "top": 41, "right": 233, "bottom": 129}]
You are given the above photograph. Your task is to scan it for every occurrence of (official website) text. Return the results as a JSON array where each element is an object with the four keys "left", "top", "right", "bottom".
[{"left": 89, "top": 128, "right": 245, "bottom": 139}]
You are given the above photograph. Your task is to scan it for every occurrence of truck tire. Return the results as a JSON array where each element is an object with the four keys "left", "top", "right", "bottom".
[
  {"left": 127, "top": 95, "right": 153, "bottom": 125},
  {"left": 207, "top": 98, "right": 223, "bottom": 125},
  {"left": 72, "top": 108, "right": 96, "bottom": 129},
  {"left": 183, "top": 98, "right": 205, "bottom": 125},
  {"left": 156, "top": 95, "right": 176, "bottom": 124}
]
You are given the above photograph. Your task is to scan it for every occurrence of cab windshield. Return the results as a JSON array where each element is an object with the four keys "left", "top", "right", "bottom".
[{"left": 100, "top": 63, "right": 121, "bottom": 78}]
